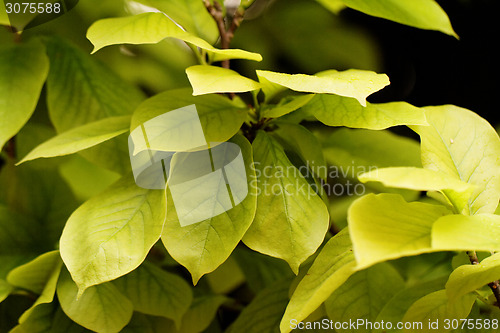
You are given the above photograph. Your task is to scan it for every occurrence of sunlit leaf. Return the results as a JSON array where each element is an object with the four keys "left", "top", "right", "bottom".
[
  {"left": 18, "top": 116, "right": 131, "bottom": 165},
  {"left": 301, "top": 94, "right": 427, "bottom": 129},
  {"left": 280, "top": 229, "right": 356, "bottom": 333},
  {"left": 338, "top": 0, "right": 458, "bottom": 37},
  {"left": 445, "top": 252, "right": 500, "bottom": 303},
  {"left": 324, "top": 263, "right": 405, "bottom": 331},
  {"left": 432, "top": 214, "right": 500, "bottom": 252},
  {"left": 60, "top": 176, "right": 166, "bottom": 293},
  {"left": 256, "top": 69, "right": 389, "bottom": 106},
  {"left": 87, "top": 13, "right": 262, "bottom": 62},
  {"left": 411, "top": 105, "right": 500, "bottom": 215},
  {"left": 186, "top": 65, "right": 261, "bottom": 95},
  {"left": 161, "top": 135, "right": 257, "bottom": 283},
  {"left": 243, "top": 131, "right": 329, "bottom": 273},
  {"left": 348, "top": 193, "right": 451, "bottom": 269},
  {"left": 402, "top": 290, "right": 476, "bottom": 332}
]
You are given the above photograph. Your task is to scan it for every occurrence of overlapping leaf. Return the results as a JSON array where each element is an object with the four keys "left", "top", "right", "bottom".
[
  {"left": 256, "top": 69, "right": 389, "bottom": 106},
  {"left": 280, "top": 229, "right": 356, "bottom": 333},
  {"left": 87, "top": 13, "right": 262, "bottom": 62},
  {"left": 161, "top": 135, "right": 257, "bottom": 283},
  {"left": 411, "top": 105, "right": 500, "bottom": 215},
  {"left": 186, "top": 65, "right": 261, "bottom": 95},
  {"left": 243, "top": 131, "right": 329, "bottom": 273},
  {"left": 348, "top": 193, "right": 451, "bottom": 269},
  {"left": 57, "top": 269, "right": 133, "bottom": 333},
  {"left": 18, "top": 116, "right": 131, "bottom": 164},
  {"left": 300, "top": 94, "right": 427, "bottom": 129},
  {"left": 59, "top": 176, "right": 166, "bottom": 293}
]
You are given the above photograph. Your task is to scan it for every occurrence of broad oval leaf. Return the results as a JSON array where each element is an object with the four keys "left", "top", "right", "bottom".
[
  {"left": 113, "top": 262, "right": 192, "bottom": 326},
  {"left": 411, "top": 105, "right": 500, "bottom": 215},
  {"left": 446, "top": 252, "right": 500, "bottom": 303},
  {"left": 280, "top": 229, "right": 356, "bottom": 333},
  {"left": 324, "top": 263, "right": 405, "bottom": 331},
  {"left": 348, "top": 193, "right": 451, "bottom": 269},
  {"left": 432, "top": 214, "right": 500, "bottom": 252},
  {"left": 260, "top": 94, "right": 315, "bottom": 118},
  {"left": 17, "top": 116, "right": 131, "bottom": 165},
  {"left": 87, "top": 13, "right": 262, "bottom": 62},
  {"left": 256, "top": 69, "right": 389, "bottom": 106},
  {"left": 161, "top": 135, "right": 257, "bottom": 283},
  {"left": 243, "top": 131, "right": 329, "bottom": 274},
  {"left": 402, "top": 290, "right": 476, "bottom": 332},
  {"left": 57, "top": 268, "right": 133, "bottom": 333},
  {"left": 300, "top": 94, "right": 427, "bottom": 129},
  {"left": 130, "top": 88, "right": 248, "bottom": 154},
  {"left": 0, "top": 39, "right": 49, "bottom": 150},
  {"left": 338, "top": 0, "right": 458, "bottom": 37},
  {"left": 59, "top": 175, "right": 166, "bottom": 293},
  {"left": 186, "top": 65, "right": 261, "bottom": 96}
]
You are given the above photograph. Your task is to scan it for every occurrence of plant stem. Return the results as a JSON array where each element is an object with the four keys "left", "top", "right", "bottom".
[{"left": 467, "top": 251, "right": 500, "bottom": 308}]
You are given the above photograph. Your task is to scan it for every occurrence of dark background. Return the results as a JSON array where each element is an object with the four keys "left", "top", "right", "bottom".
[{"left": 234, "top": 0, "right": 499, "bottom": 127}]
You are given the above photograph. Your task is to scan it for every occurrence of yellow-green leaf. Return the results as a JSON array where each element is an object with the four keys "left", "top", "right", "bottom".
[
  {"left": 256, "top": 69, "right": 389, "bottom": 106},
  {"left": 87, "top": 13, "right": 262, "bottom": 62},
  {"left": 186, "top": 65, "right": 261, "bottom": 95}
]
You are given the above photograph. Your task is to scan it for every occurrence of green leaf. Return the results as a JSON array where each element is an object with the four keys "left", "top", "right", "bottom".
[
  {"left": 261, "top": 94, "right": 315, "bottom": 119},
  {"left": 374, "top": 277, "right": 447, "bottom": 328},
  {"left": 432, "top": 214, "right": 500, "bottom": 252},
  {"left": 57, "top": 268, "right": 133, "bottom": 333},
  {"left": 272, "top": 121, "right": 327, "bottom": 180},
  {"left": 349, "top": 193, "right": 451, "bottom": 269},
  {"left": 316, "top": 0, "right": 346, "bottom": 14},
  {"left": 243, "top": 131, "right": 329, "bottom": 273},
  {"left": 161, "top": 135, "right": 257, "bottom": 284},
  {"left": 18, "top": 116, "right": 131, "bottom": 165},
  {"left": 256, "top": 69, "right": 389, "bottom": 106},
  {"left": 411, "top": 105, "right": 500, "bottom": 215},
  {"left": 130, "top": 88, "right": 248, "bottom": 153},
  {"left": 59, "top": 175, "right": 166, "bottom": 294},
  {"left": 338, "top": 0, "right": 458, "bottom": 37},
  {"left": 359, "top": 167, "right": 474, "bottom": 193},
  {"left": 324, "top": 263, "right": 405, "bottom": 331},
  {"left": 280, "top": 229, "right": 356, "bottom": 333},
  {"left": 87, "top": 13, "right": 262, "bottom": 62},
  {"left": 45, "top": 36, "right": 144, "bottom": 174},
  {"left": 0, "top": 39, "right": 49, "bottom": 150},
  {"left": 228, "top": 278, "right": 291, "bottom": 333},
  {"left": 113, "top": 262, "right": 192, "bottom": 326},
  {"left": 402, "top": 290, "right": 476, "bottom": 332},
  {"left": 205, "top": 257, "right": 245, "bottom": 294},
  {"left": 132, "top": 0, "right": 219, "bottom": 43},
  {"left": 11, "top": 303, "right": 93, "bottom": 333},
  {"left": 7, "top": 250, "right": 61, "bottom": 295},
  {"left": 301, "top": 94, "right": 427, "bottom": 129},
  {"left": 446, "top": 253, "right": 500, "bottom": 303},
  {"left": 10, "top": 251, "right": 63, "bottom": 323},
  {"left": 0, "top": 279, "right": 10, "bottom": 303},
  {"left": 186, "top": 65, "right": 261, "bottom": 96},
  {"left": 0, "top": 0, "right": 9, "bottom": 26}
]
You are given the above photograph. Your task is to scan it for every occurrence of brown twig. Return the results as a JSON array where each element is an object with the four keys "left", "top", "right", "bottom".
[{"left": 467, "top": 251, "right": 500, "bottom": 308}]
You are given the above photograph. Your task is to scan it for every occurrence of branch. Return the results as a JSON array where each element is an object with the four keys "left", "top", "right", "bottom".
[{"left": 467, "top": 251, "right": 500, "bottom": 309}]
